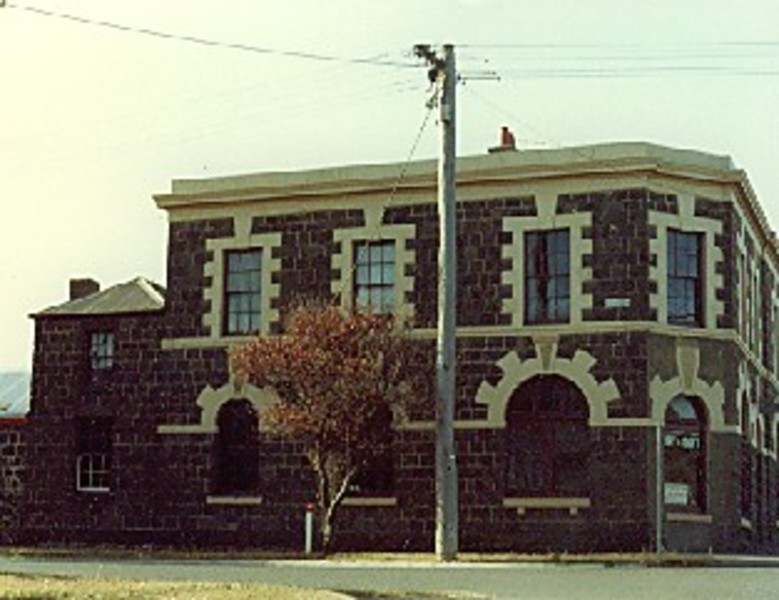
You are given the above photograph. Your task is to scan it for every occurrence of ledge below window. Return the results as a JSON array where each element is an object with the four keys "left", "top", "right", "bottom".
[
  {"left": 666, "top": 512, "right": 712, "bottom": 524},
  {"left": 341, "top": 497, "right": 398, "bottom": 508},
  {"left": 206, "top": 496, "right": 263, "bottom": 506},
  {"left": 503, "top": 497, "right": 591, "bottom": 516},
  {"left": 77, "top": 487, "right": 111, "bottom": 495}
]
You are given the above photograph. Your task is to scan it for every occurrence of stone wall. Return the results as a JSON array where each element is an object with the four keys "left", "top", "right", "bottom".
[
  {"left": 20, "top": 187, "right": 779, "bottom": 554},
  {"left": 0, "top": 419, "right": 25, "bottom": 542}
]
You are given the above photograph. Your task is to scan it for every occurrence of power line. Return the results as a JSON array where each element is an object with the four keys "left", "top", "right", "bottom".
[
  {"left": 6, "top": 3, "right": 422, "bottom": 69},
  {"left": 458, "top": 42, "right": 779, "bottom": 80},
  {"left": 459, "top": 41, "right": 779, "bottom": 49},
  {"left": 492, "top": 66, "right": 779, "bottom": 79}
]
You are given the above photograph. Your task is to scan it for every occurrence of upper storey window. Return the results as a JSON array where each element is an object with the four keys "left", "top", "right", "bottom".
[
  {"left": 89, "top": 332, "right": 114, "bottom": 370},
  {"left": 524, "top": 229, "right": 570, "bottom": 325},
  {"left": 667, "top": 230, "right": 703, "bottom": 327},
  {"left": 332, "top": 219, "right": 415, "bottom": 323},
  {"left": 224, "top": 250, "right": 262, "bottom": 336},
  {"left": 354, "top": 240, "right": 395, "bottom": 314}
]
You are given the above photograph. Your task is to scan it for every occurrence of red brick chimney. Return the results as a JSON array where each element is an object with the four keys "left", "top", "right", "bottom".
[
  {"left": 488, "top": 126, "right": 517, "bottom": 153},
  {"left": 69, "top": 278, "right": 100, "bottom": 301}
]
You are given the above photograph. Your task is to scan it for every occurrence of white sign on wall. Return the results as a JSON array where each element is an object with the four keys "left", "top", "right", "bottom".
[{"left": 664, "top": 482, "right": 689, "bottom": 506}]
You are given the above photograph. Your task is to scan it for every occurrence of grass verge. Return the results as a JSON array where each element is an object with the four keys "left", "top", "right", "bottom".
[{"left": 0, "top": 573, "right": 347, "bottom": 600}]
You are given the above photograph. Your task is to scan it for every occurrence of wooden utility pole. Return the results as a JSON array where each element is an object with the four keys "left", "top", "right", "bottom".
[{"left": 414, "top": 43, "right": 459, "bottom": 561}]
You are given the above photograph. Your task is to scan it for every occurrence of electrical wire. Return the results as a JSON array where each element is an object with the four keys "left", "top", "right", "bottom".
[
  {"left": 5, "top": 2, "right": 422, "bottom": 69},
  {"left": 336, "top": 101, "right": 437, "bottom": 304},
  {"left": 458, "top": 42, "right": 779, "bottom": 80}
]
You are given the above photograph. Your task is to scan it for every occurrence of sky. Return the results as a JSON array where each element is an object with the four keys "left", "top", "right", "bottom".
[{"left": 1, "top": 0, "right": 779, "bottom": 373}]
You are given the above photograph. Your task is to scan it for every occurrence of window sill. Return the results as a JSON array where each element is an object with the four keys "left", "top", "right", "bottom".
[
  {"left": 666, "top": 512, "right": 713, "bottom": 524},
  {"left": 206, "top": 495, "right": 263, "bottom": 506},
  {"left": 503, "top": 497, "right": 590, "bottom": 516},
  {"left": 77, "top": 487, "right": 110, "bottom": 494},
  {"left": 342, "top": 497, "right": 398, "bottom": 508}
]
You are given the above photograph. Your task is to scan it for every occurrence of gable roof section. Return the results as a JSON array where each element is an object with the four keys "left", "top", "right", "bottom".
[{"left": 36, "top": 277, "right": 165, "bottom": 317}]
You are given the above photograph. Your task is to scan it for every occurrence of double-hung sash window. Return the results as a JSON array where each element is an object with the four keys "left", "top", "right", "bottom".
[
  {"left": 524, "top": 229, "right": 570, "bottom": 324},
  {"left": 354, "top": 240, "right": 395, "bottom": 314},
  {"left": 225, "top": 250, "right": 262, "bottom": 335},
  {"left": 76, "top": 417, "right": 112, "bottom": 492},
  {"left": 667, "top": 230, "right": 703, "bottom": 327},
  {"left": 89, "top": 332, "right": 114, "bottom": 370}
]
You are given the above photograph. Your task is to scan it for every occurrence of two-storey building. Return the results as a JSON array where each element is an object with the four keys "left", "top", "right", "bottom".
[{"left": 20, "top": 140, "right": 779, "bottom": 553}]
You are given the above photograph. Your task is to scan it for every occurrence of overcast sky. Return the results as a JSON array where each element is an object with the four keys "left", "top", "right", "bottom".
[{"left": 2, "top": 0, "right": 778, "bottom": 373}]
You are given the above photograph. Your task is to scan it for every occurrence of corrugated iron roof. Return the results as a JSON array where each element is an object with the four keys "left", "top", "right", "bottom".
[
  {"left": 0, "top": 371, "right": 30, "bottom": 416},
  {"left": 36, "top": 277, "right": 165, "bottom": 317}
]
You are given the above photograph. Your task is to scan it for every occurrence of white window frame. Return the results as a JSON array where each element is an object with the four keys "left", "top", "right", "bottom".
[
  {"left": 203, "top": 214, "right": 281, "bottom": 339},
  {"left": 76, "top": 453, "right": 110, "bottom": 493},
  {"left": 89, "top": 332, "right": 115, "bottom": 370},
  {"left": 332, "top": 222, "right": 415, "bottom": 322}
]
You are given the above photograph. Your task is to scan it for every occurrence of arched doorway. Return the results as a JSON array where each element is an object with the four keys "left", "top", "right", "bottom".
[
  {"left": 505, "top": 375, "right": 590, "bottom": 497},
  {"left": 214, "top": 399, "right": 260, "bottom": 496},
  {"left": 663, "top": 395, "right": 707, "bottom": 512}
]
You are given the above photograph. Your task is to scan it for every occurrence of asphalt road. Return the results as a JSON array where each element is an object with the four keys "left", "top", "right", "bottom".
[{"left": 1, "top": 556, "right": 778, "bottom": 599}]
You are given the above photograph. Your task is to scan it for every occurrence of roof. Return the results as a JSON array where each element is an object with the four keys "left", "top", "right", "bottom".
[
  {"left": 155, "top": 141, "right": 737, "bottom": 207},
  {"left": 0, "top": 371, "right": 30, "bottom": 416},
  {"left": 36, "top": 277, "right": 165, "bottom": 317}
]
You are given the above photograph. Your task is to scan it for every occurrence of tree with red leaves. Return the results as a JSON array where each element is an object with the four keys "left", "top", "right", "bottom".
[{"left": 230, "top": 303, "right": 418, "bottom": 553}]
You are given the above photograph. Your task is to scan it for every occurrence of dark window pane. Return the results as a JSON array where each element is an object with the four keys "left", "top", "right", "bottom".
[
  {"left": 215, "top": 400, "right": 259, "bottom": 495},
  {"left": 382, "top": 262, "right": 395, "bottom": 285},
  {"left": 89, "top": 332, "right": 115, "bottom": 370},
  {"left": 505, "top": 375, "right": 589, "bottom": 497},
  {"left": 667, "top": 230, "right": 702, "bottom": 326},
  {"left": 356, "top": 287, "right": 370, "bottom": 309},
  {"left": 356, "top": 264, "right": 370, "bottom": 285},
  {"left": 524, "top": 230, "right": 570, "bottom": 325},
  {"left": 76, "top": 417, "right": 112, "bottom": 492},
  {"left": 349, "top": 406, "right": 395, "bottom": 497},
  {"left": 353, "top": 240, "right": 395, "bottom": 314},
  {"left": 356, "top": 243, "right": 369, "bottom": 263},
  {"left": 370, "top": 262, "right": 383, "bottom": 284},
  {"left": 225, "top": 249, "right": 262, "bottom": 335}
]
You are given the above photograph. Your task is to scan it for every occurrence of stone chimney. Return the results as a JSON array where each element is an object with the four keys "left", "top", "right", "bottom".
[
  {"left": 488, "top": 126, "right": 517, "bottom": 153},
  {"left": 69, "top": 278, "right": 100, "bottom": 301}
]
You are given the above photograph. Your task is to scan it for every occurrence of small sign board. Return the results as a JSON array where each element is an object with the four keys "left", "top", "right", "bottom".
[
  {"left": 605, "top": 297, "right": 631, "bottom": 308},
  {"left": 664, "top": 482, "right": 689, "bottom": 506}
]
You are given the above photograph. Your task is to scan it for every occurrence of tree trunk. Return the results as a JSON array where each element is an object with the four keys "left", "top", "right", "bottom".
[{"left": 321, "top": 510, "right": 335, "bottom": 555}]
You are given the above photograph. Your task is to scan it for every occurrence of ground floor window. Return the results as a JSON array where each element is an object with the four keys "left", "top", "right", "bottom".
[
  {"left": 505, "top": 375, "right": 590, "bottom": 497},
  {"left": 348, "top": 404, "right": 395, "bottom": 497},
  {"left": 76, "top": 417, "right": 112, "bottom": 492},
  {"left": 214, "top": 399, "right": 260, "bottom": 495},
  {"left": 663, "top": 395, "right": 707, "bottom": 512}
]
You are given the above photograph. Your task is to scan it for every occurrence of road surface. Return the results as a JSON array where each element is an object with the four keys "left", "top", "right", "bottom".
[{"left": 0, "top": 555, "right": 777, "bottom": 599}]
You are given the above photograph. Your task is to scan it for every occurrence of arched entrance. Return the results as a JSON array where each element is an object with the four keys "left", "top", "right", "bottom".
[{"left": 505, "top": 375, "right": 590, "bottom": 497}]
